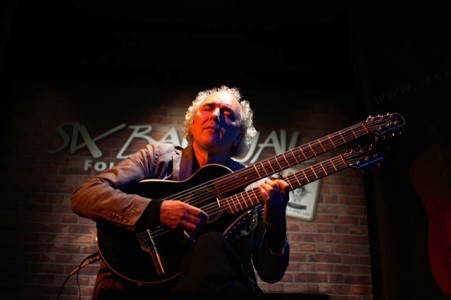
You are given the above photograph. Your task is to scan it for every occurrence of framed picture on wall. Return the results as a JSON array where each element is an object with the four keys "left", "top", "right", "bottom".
[{"left": 282, "top": 165, "right": 321, "bottom": 221}]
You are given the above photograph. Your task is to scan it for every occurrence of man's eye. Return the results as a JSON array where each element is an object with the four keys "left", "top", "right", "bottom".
[
  {"left": 224, "top": 112, "right": 237, "bottom": 121},
  {"left": 223, "top": 109, "right": 235, "bottom": 116},
  {"left": 202, "top": 105, "right": 213, "bottom": 111}
]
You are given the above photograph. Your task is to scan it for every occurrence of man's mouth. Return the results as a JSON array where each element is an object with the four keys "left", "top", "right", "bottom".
[
  {"left": 204, "top": 127, "right": 219, "bottom": 134},
  {"left": 204, "top": 124, "right": 219, "bottom": 131}
]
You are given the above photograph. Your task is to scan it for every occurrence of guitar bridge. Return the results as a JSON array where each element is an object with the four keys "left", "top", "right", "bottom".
[{"left": 136, "top": 229, "right": 165, "bottom": 275}]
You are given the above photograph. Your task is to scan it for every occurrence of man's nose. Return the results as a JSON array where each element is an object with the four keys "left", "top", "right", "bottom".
[{"left": 210, "top": 107, "right": 221, "bottom": 121}]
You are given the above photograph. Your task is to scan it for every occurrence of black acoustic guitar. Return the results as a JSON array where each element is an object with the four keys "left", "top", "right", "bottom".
[{"left": 96, "top": 113, "right": 405, "bottom": 285}]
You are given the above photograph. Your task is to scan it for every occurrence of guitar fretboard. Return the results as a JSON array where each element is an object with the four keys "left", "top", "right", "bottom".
[{"left": 223, "top": 151, "right": 351, "bottom": 214}]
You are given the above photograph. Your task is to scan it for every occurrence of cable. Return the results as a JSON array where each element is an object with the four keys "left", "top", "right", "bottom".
[{"left": 56, "top": 251, "right": 101, "bottom": 300}]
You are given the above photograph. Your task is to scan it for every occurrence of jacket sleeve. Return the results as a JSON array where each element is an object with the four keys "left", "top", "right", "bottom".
[
  {"left": 71, "top": 143, "right": 174, "bottom": 231},
  {"left": 251, "top": 207, "right": 290, "bottom": 283},
  {"left": 245, "top": 177, "right": 290, "bottom": 283}
]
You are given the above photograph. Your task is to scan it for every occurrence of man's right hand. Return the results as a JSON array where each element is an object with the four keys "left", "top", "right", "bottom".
[{"left": 159, "top": 200, "right": 208, "bottom": 233}]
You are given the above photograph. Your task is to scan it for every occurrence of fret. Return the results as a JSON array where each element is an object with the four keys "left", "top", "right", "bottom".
[{"left": 213, "top": 113, "right": 404, "bottom": 197}]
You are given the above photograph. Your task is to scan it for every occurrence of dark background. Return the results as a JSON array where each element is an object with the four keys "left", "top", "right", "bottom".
[
  {"left": 0, "top": 1, "right": 353, "bottom": 91},
  {"left": 1, "top": 1, "right": 450, "bottom": 299}
]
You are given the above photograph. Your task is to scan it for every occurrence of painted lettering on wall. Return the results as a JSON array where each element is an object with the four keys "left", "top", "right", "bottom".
[{"left": 48, "top": 123, "right": 302, "bottom": 171}]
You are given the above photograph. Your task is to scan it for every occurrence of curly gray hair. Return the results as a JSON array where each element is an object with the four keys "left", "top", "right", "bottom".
[{"left": 183, "top": 85, "right": 257, "bottom": 158}]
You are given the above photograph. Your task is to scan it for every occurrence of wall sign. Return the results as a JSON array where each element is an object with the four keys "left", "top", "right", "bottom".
[
  {"left": 49, "top": 122, "right": 321, "bottom": 220},
  {"left": 282, "top": 165, "right": 321, "bottom": 222}
]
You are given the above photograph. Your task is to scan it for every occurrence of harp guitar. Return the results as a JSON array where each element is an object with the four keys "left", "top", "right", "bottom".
[{"left": 96, "top": 113, "right": 405, "bottom": 285}]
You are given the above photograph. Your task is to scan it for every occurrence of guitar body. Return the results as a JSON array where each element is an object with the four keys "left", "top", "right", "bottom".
[
  {"left": 95, "top": 113, "right": 405, "bottom": 285},
  {"left": 96, "top": 165, "right": 249, "bottom": 285},
  {"left": 97, "top": 220, "right": 187, "bottom": 285},
  {"left": 410, "top": 144, "right": 451, "bottom": 296}
]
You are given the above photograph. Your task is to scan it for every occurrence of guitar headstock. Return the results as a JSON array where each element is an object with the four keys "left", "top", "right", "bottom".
[
  {"left": 345, "top": 144, "right": 385, "bottom": 171},
  {"left": 365, "top": 112, "right": 406, "bottom": 139}
]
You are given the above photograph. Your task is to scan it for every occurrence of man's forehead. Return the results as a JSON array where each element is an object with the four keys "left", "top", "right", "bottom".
[{"left": 202, "top": 91, "right": 239, "bottom": 106}]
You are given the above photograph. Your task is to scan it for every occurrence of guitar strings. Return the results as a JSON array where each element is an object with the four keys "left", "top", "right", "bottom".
[
  {"left": 139, "top": 116, "right": 393, "bottom": 240},
  {"left": 221, "top": 152, "right": 356, "bottom": 215},
  {"left": 158, "top": 125, "right": 364, "bottom": 209},
  {"left": 139, "top": 152, "right": 354, "bottom": 241},
  {"left": 182, "top": 123, "right": 369, "bottom": 207},
  {"left": 165, "top": 116, "right": 390, "bottom": 208},
  {"left": 142, "top": 127, "right": 368, "bottom": 242},
  {"left": 142, "top": 135, "right": 366, "bottom": 240},
  {"left": 175, "top": 121, "right": 369, "bottom": 205}
]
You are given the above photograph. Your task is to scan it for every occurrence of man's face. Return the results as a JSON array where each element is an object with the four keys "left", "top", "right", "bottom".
[{"left": 191, "top": 91, "right": 242, "bottom": 155}]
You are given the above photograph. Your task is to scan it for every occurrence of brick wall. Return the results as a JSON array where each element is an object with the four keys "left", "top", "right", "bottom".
[{"left": 0, "top": 80, "right": 373, "bottom": 299}]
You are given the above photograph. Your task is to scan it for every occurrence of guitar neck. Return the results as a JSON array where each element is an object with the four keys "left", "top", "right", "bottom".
[
  {"left": 216, "top": 115, "right": 388, "bottom": 197},
  {"left": 223, "top": 150, "right": 360, "bottom": 214},
  {"left": 153, "top": 113, "right": 403, "bottom": 208},
  {"left": 215, "top": 123, "right": 365, "bottom": 195}
]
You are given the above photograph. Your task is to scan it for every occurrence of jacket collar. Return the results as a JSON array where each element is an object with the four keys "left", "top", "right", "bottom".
[{"left": 177, "top": 144, "right": 245, "bottom": 181}]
